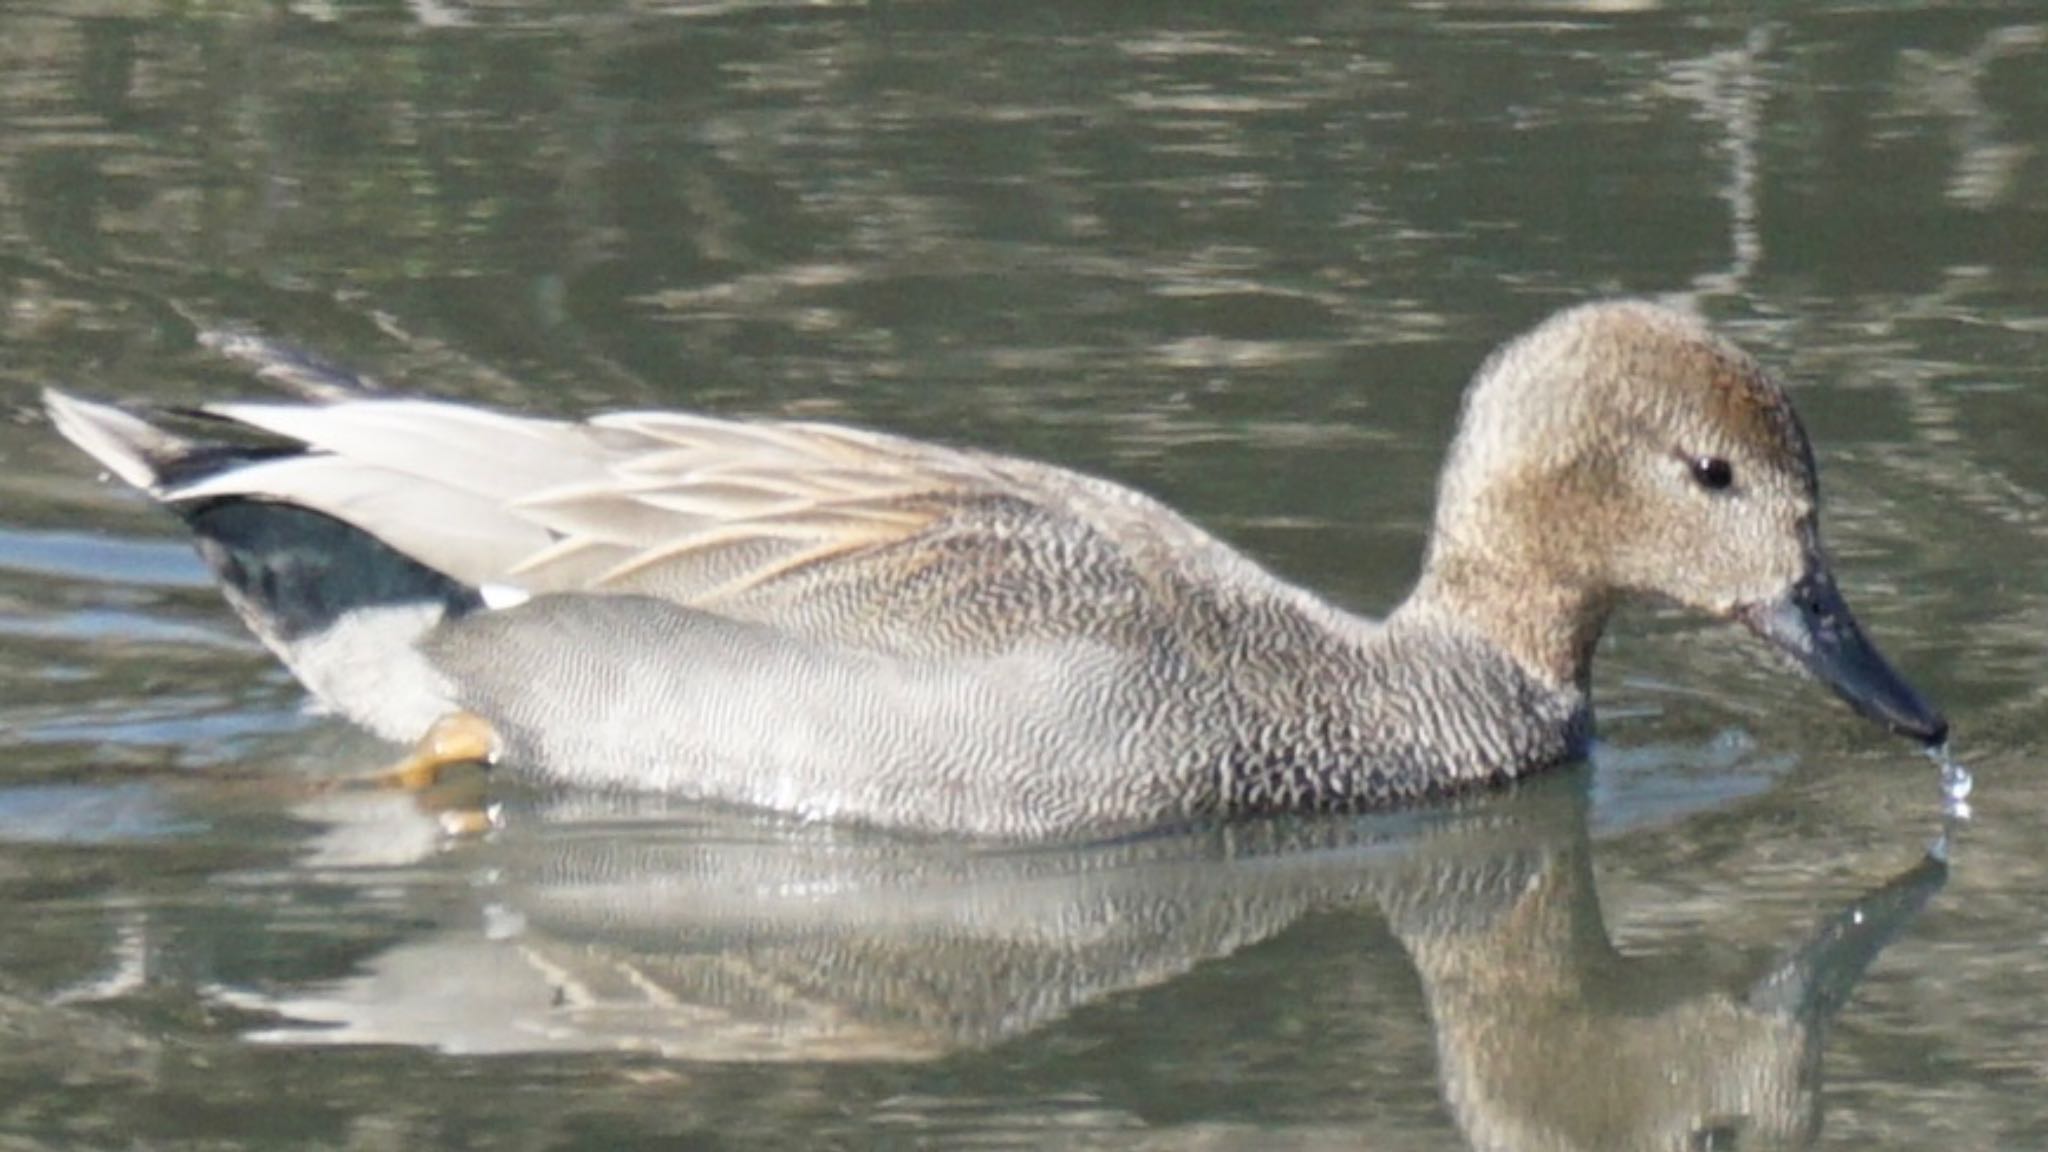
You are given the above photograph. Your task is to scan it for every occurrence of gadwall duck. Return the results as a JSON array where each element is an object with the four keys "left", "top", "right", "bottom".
[{"left": 44, "top": 300, "right": 1945, "bottom": 837}]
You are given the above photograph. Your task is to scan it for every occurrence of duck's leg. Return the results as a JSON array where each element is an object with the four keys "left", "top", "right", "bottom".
[
  {"left": 364, "top": 710, "right": 503, "bottom": 792},
  {"left": 347, "top": 711, "right": 506, "bottom": 836}
]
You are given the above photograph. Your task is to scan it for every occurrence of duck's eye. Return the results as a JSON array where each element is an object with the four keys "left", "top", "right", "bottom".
[{"left": 1687, "top": 455, "right": 1734, "bottom": 492}]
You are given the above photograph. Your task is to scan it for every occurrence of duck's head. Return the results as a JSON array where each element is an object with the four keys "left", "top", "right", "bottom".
[{"left": 1419, "top": 299, "right": 1946, "bottom": 746}]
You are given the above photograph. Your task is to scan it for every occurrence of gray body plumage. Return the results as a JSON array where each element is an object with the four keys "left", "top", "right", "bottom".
[
  {"left": 431, "top": 591, "right": 1582, "bottom": 837},
  {"left": 43, "top": 300, "right": 1938, "bottom": 838}
]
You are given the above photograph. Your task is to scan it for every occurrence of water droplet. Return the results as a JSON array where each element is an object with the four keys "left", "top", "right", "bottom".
[
  {"left": 1926, "top": 830, "right": 1950, "bottom": 863},
  {"left": 1925, "top": 742, "right": 1974, "bottom": 818},
  {"left": 1939, "top": 759, "right": 1974, "bottom": 803}
]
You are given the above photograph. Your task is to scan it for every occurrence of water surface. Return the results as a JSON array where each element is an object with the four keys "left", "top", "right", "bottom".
[{"left": 2, "top": 2, "right": 2045, "bottom": 1147}]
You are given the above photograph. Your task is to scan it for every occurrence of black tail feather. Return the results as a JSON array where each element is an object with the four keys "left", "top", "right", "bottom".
[{"left": 182, "top": 499, "right": 481, "bottom": 647}]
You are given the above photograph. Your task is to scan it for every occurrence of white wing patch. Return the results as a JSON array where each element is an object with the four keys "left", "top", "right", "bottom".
[{"left": 477, "top": 583, "right": 533, "bottom": 610}]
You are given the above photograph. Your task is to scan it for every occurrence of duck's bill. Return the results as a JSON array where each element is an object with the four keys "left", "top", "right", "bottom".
[{"left": 1741, "top": 574, "right": 1948, "bottom": 746}]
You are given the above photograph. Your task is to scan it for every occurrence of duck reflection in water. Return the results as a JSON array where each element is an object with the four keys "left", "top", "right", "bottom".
[{"left": 212, "top": 768, "right": 1942, "bottom": 1150}]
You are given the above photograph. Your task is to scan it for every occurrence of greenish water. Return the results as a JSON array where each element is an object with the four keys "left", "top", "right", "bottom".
[{"left": 1, "top": 2, "right": 2044, "bottom": 1147}]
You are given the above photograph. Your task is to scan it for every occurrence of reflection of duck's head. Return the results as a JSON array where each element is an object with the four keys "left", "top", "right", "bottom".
[
  {"left": 1375, "top": 783, "right": 1944, "bottom": 1152},
  {"left": 1436, "top": 999, "right": 1819, "bottom": 1152},
  {"left": 1412, "top": 301, "right": 1944, "bottom": 743},
  {"left": 223, "top": 772, "right": 1937, "bottom": 1152}
]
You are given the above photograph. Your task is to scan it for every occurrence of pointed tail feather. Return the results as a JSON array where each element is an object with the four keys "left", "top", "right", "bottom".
[{"left": 42, "top": 389, "right": 185, "bottom": 492}]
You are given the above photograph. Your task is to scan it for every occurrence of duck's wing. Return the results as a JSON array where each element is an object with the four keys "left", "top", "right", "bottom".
[
  {"left": 153, "top": 400, "right": 969, "bottom": 590},
  {"left": 139, "top": 397, "right": 1290, "bottom": 651},
  {"left": 493, "top": 409, "right": 1012, "bottom": 608}
]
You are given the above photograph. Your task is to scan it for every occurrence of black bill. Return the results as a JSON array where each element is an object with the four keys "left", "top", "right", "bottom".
[{"left": 1741, "top": 573, "right": 1948, "bottom": 746}]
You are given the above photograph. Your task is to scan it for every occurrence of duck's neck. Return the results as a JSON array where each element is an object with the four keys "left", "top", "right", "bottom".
[{"left": 1399, "top": 552, "right": 1615, "bottom": 694}]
